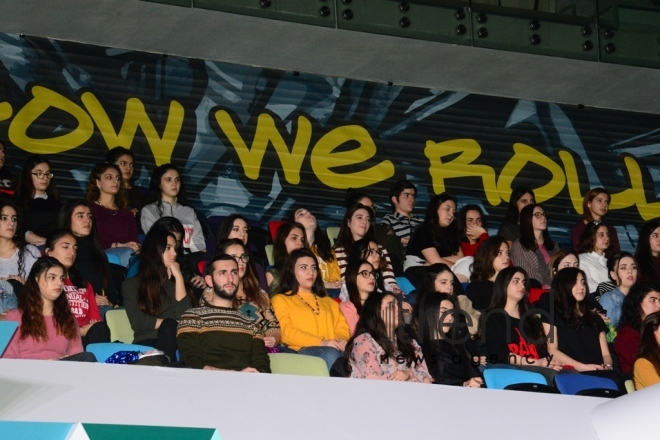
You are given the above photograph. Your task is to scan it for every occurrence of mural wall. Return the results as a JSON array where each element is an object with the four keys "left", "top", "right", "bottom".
[{"left": 1, "top": 32, "right": 659, "bottom": 250}]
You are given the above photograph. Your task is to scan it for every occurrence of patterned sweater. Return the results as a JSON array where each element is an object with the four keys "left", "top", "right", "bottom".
[{"left": 177, "top": 305, "right": 270, "bottom": 372}]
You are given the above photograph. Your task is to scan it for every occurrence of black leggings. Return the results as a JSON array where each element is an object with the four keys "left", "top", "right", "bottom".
[
  {"left": 137, "top": 318, "right": 178, "bottom": 362},
  {"left": 82, "top": 321, "right": 111, "bottom": 348}
]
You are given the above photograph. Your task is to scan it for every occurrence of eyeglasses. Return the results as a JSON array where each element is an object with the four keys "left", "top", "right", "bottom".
[
  {"left": 359, "top": 270, "right": 379, "bottom": 280},
  {"left": 31, "top": 172, "right": 54, "bottom": 179},
  {"left": 533, "top": 212, "right": 547, "bottom": 219},
  {"left": 366, "top": 248, "right": 383, "bottom": 258},
  {"left": 231, "top": 254, "right": 250, "bottom": 263}
]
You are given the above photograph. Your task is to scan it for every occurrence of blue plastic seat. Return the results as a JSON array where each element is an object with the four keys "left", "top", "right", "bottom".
[
  {"left": 0, "top": 321, "right": 18, "bottom": 356},
  {"left": 483, "top": 368, "right": 547, "bottom": 389},
  {"left": 554, "top": 374, "right": 620, "bottom": 397},
  {"left": 86, "top": 342, "right": 154, "bottom": 363}
]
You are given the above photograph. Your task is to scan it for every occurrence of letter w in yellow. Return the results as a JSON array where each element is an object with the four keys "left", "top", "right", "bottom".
[{"left": 214, "top": 109, "right": 312, "bottom": 185}]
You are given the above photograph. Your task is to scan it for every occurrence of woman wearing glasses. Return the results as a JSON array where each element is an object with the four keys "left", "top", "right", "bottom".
[
  {"left": 211, "top": 238, "right": 281, "bottom": 348},
  {"left": 340, "top": 260, "right": 380, "bottom": 336},
  {"left": 14, "top": 155, "right": 63, "bottom": 246},
  {"left": 510, "top": 204, "right": 558, "bottom": 289},
  {"left": 86, "top": 162, "right": 140, "bottom": 267}
]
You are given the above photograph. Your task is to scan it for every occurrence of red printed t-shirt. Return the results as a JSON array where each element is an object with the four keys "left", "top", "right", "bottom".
[{"left": 64, "top": 278, "right": 101, "bottom": 327}]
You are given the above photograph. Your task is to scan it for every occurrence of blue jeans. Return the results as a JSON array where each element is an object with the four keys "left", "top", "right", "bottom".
[{"left": 297, "top": 346, "right": 343, "bottom": 371}]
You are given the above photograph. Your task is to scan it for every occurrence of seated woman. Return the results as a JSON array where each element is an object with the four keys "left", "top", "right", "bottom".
[
  {"left": 418, "top": 293, "right": 482, "bottom": 387},
  {"left": 541, "top": 268, "right": 613, "bottom": 372},
  {"left": 414, "top": 263, "right": 477, "bottom": 335},
  {"left": 86, "top": 162, "right": 140, "bottom": 267},
  {"left": 550, "top": 249, "right": 580, "bottom": 277},
  {"left": 58, "top": 200, "right": 119, "bottom": 310},
  {"left": 571, "top": 188, "right": 620, "bottom": 254},
  {"left": 339, "top": 260, "right": 379, "bottom": 336},
  {"left": 14, "top": 155, "right": 63, "bottom": 246},
  {"left": 578, "top": 221, "right": 614, "bottom": 294},
  {"left": 634, "top": 311, "right": 660, "bottom": 390},
  {"left": 0, "top": 202, "right": 40, "bottom": 298},
  {"left": 497, "top": 186, "right": 535, "bottom": 249},
  {"left": 106, "top": 147, "right": 146, "bottom": 214},
  {"left": 615, "top": 283, "right": 660, "bottom": 374},
  {"left": 3, "top": 257, "right": 92, "bottom": 361},
  {"left": 510, "top": 204, "right": 558, "bottom": 289},
  {"left": 122, "top": 227, "right": 195, "bottom": 361},
  {"left": 212, "top": 238, "right": 281, "bottom": 348},
  {"left": 466, "top": 236, "right": 511, "bottom": 311},
  {"left": 405, "top": 193, "right": 463, "bottom": 287},
  {"left": 266, "top": 222, "right": 307, "bottom": 294},
  {"left": 289, "top": 207, "right": 341, "bottom": 291},
  {"left": 634, "top": 220, "right": 660, "bottom": 285},
  {"left": 482, "top": 267, "right": 562, "bottom": 380},
  {"left": 346, "top": 291, "right": 432, "bottom": 382},
  {"left": 215, "top": 214, "right": 268, "bottom": 292},
  {"left": 457, "top": 204, "right": 489, "bottom": 257},
  {"left": 271, "top": 249, "right": 350, "bottom": 370},
  {"left": 334, "top": 204, "right": 400, "bottom": 293},
  {"left": 339, "top": 238, "right": 400, "bottom": 301},
  {"left": 599, "top": 252, "right": 638, "bottom": 328},
  {"left": 141, "top": 164, "right": 206, "bottom": 255},
  {"left": 45, "top": 230, "right": 111, "bottom": 347}
]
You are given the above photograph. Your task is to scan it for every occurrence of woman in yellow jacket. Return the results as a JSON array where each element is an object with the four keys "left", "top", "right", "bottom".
[
  {"left": 271, "top": 248, "right": 350, "bottom": 370},
  {"left": 634, "top": 311, "right": 660, "bottom": 390}
]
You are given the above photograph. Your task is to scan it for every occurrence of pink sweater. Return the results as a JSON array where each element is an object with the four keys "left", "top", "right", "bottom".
[
  {"left": 2, "top": 310, "right": 83, "bottom": 360},
  {"left": 339, "top": 301, "right": 359, "bottom": 337}
]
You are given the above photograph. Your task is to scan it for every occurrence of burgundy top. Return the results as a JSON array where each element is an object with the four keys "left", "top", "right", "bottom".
[
  {"left": 571, "top": 221, "right": 620, "bottom": 254},
  {"left": 64, "top": 278, "right": 101, "bottom": 328},
  {"left": 2, "top": 310, "right": 83, "bottom": 360},
  {"left": 614, "top": 324, "right": 640, "bottom": 374},
  {"left": 91, "top": 203, "right": 138, "bottom": 250}
]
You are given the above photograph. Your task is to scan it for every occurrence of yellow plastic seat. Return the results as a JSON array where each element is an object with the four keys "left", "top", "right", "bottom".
[
  {"left": 264, "top": 244, "right": 274, "bottom": 267},
  {"left": 326, "top": 226, "right": 340, "bottom": 246},
  {"left": 625, "top": 379, "right": 635, "bottom": 394},
  {"left": 269, "top": 353, "right": 329, "bottom": 377},
  {"left": 106, "top": 309, "right": 134, "bottom": 344}
]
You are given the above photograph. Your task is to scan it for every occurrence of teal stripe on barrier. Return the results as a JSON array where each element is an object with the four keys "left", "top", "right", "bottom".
[{"left": 0, "top": 421, "right": 75, "bottom": 440}]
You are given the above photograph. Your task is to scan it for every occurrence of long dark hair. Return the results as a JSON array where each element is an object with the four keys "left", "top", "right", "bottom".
[
  {"left": 618, "top": 283, "right": 660, "bottom": 332},
  {"left": 423, "top": 193, "right": 459, "bottom": 255},
  {"left": 519, "top": 204, "right": 554, "bottom": 251},
  {"left": 486, "top": 267, "right": 546, "bottom": 348},
  {"left": 334, "top": 203, "right": 376, "bottom": 250},
  {"left": 503, "top": 186, "right": 535, "bottom": 225},
  {"left": 137, "top": 227, "right": 194, "bottom": 315},
  {"left": 85, "top": 162, "right": 128, "bottom": 209},
  {"left": 45, "top": 229, "right": 87, "bottom": 289},
  {"left": 58, "top": 200, "right": 110, "bottom": 290},
  {"left": 276, "top": 248, "right": 326, "bottom": 297},
  {"left": 216, "top": 238, "right": 267, "bottom": 309},
  {"left": 635, "top": 220, "right": 660, "bottom": 284},
  {"left": 15, "top": 154, "right": 61, "bottom": 205},
  {"left": 144, "top": 163, "right": 190, "bottom": 212},
  {"left": 18, "top": 257, "right": 77, "bottom": 342},
  {"left": 216, "top": 214, "right": 249, "bottom": 243},
  {"left": 345, "top": 260, "right": 377, "bottom": 316},
  {"left": 551, "top": 268, "right": 600, "bottom": 329},
  {"left": 0, "top": 201, "right": 30, "bottom": 279},
  {"left": 578, "top": 221, "right": 614, "bottom": 257},
  {"left": 287, "top": 207, "right": 334, "bottom": 263},
  {"left": 471, "top": 236, "right": 508, "bottom": 282},
  {"left": 607, "top": 251, "right": 636, "bottom": 286},
  {"left": 414, "top": 263, "right": 464, "bottom": 327},
  {"left": 347, "top": 238, "right": 387, "bottom": 288},
  {"left": 272, "top": 222, "right": 308, "bottom": 273},
  {"left": 457, "top": 204, "right": 487, "bottom": 244},
  {"left": 418, "top": 292, "right": 458, "bottom": 347},
  {"left": 638, "top": 312, "right": 660, "bottom": 377},
  {"left": 345, "top": 291, "right": 420, "bottom": 372}
]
